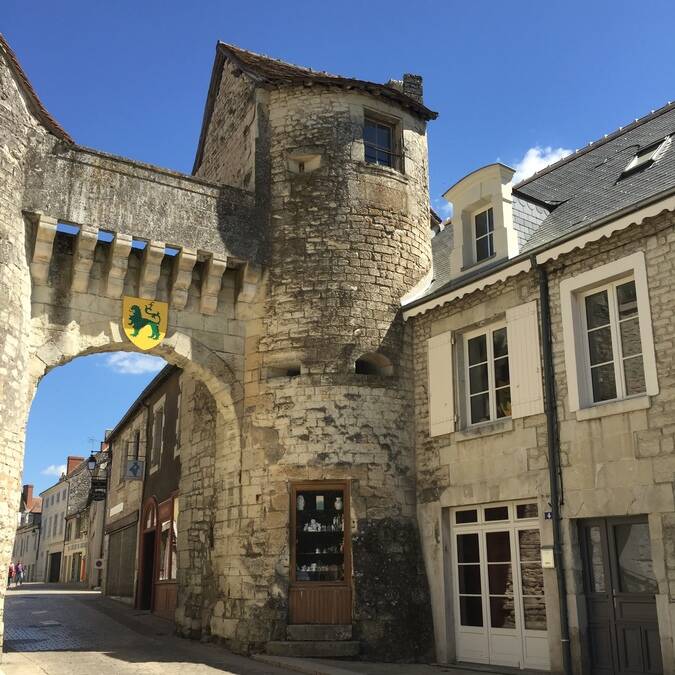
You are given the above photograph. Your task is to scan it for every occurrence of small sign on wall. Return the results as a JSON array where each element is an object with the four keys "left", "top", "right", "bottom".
[{"left": 126, "top": 460, "right": 145, "bottom": 480}]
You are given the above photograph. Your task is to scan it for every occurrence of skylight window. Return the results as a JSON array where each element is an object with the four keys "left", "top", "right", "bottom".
[{"left": 622, "top": 136, "right": 671, "bottom": 176}]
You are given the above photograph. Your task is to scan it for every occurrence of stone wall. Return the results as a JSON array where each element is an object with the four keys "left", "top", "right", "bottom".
[
  {"left": 195, "top": 59, "right": 257, "bottom": 191},
  {"left": 409, "top": 210, "right": 675, "bottom": 673}
]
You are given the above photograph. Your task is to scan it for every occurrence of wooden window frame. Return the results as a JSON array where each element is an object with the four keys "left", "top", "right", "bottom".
[
  {"left": 363, "top": 110, "right": 403, "bottom": 172},
  {"left": 473, "top": 207, "right": 495, "bottom": 263}
]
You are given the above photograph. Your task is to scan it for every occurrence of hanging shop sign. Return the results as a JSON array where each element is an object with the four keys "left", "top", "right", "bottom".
[{"left": 122, "top": 296, "right": 168, "bottom": 350}]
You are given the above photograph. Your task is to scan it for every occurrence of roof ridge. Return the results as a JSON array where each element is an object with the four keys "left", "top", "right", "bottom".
[
  {"left": 0, "top": 33, "right": 73, "bottom": 143},
  {"left": 514, "top": 98, "right": 675, "bottom": 190}
]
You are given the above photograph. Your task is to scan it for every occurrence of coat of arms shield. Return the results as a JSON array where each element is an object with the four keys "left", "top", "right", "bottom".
[{"left": 122, "top": 296, "right": 168, "bottom": 350}]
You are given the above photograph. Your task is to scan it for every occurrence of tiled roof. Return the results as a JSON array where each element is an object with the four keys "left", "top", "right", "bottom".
[
  {"left": 193, "top": 41, "right": 437, "bottom": 173},
  {"left": 0, "top": 34, "right": 73, "bottom": 143}
]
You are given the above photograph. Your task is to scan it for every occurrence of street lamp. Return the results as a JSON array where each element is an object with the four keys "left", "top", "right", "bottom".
[{"left": 86, "top": 453, "right": 97, "bottom": 472}]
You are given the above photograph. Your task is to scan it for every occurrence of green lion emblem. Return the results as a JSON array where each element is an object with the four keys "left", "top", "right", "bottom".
[{"left": 128, "top": 303, "right": 161, "bottom": 340}]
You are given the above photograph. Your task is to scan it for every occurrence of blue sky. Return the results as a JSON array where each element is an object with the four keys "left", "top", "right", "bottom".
[{"left": 6, "top": 0, "right": 675, "bottom": 490}]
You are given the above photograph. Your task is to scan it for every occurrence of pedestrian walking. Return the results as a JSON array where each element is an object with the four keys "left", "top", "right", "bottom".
[
  {"left": 16, "top": 561, "right": 24, "bottom": 586},
  {"left": 8, "top": 561, "right": 15, "bottom": 588}
]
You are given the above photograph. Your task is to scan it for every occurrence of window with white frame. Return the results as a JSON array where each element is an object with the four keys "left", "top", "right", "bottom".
[
  {"left": 560, "top": 251, "right": 658, "bottom": 412},
  {"left": 581, "top": 278, "right": 645, "bottom": 403},
  {"left": 465, "top": 324, "right": 511, "bottom": 424},
  {"left": 474, "top": 207, "right": 495, "bottom": 262}
]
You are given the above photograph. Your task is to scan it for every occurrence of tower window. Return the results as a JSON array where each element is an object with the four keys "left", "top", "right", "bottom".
[{"left": 364, "top": 116, "right": 400, "bottom": 170}]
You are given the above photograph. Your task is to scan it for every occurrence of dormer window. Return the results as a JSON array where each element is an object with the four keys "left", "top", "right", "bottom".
[
  {"left": 622, "top": 136, "right": 671, "bottom": 177},
  {"left": 474, "top": 208, "right": 495, "bottom": 262}
]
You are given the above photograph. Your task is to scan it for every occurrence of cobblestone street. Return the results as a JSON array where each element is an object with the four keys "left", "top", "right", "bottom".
[{"left": 1, "top": 584, "right": 296, "bottom": 674}]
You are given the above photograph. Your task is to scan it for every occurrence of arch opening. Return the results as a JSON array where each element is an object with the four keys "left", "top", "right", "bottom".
[{"left": 354, "top": 352, "right": 394, "bottom": 376}]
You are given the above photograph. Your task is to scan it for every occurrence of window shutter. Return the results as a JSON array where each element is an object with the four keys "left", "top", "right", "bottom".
[
  {"left": 506, "top": 301, "right": 544, "bottom": 418},
  {"left": 427, "top": 331, "right": 455, "bottom": 436}
]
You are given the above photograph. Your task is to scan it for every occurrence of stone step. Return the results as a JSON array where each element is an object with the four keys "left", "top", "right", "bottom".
[
  {"left": 286, "top": 624, "right": 353, "bottom": 641},
  {"left": 265, "top": 640, "right": 360, "bottom": 658}
]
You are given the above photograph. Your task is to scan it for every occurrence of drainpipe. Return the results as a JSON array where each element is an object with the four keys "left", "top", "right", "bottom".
[{"left": 533, "top": 257, "right": 572, "bottom": 675}]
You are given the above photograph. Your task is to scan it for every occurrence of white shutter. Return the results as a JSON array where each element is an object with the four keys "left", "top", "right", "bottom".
[
  {"left": 506, "top": 301, "right": 544, "bottom": 418},
  {"left": 427, "top": 331, "right": 455, "bottom": 437}
]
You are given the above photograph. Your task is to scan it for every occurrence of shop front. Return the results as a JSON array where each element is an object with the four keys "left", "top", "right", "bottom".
[{"left": 289, "top": 481, "right": 351, "bottom": 625}]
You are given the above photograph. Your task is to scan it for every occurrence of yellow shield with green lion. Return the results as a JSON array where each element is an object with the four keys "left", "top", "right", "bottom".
[{"left": 122, "top": 296, "right": 168, "bottom": 350}]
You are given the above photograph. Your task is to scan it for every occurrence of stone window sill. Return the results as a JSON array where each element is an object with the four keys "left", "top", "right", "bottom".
[
  {"left": 575, "top": 395, "right": 650, "bottom": 421},
  {"left": 455, "top": 417, "right": 514, "bottom": 442},
  {"left": 359, "top": 160, "right": 409, "bottom": 184}
]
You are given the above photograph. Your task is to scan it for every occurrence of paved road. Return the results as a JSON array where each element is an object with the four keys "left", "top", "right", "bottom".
[{"left": 1, "top": 584, "right": 296, "bottom": 675}]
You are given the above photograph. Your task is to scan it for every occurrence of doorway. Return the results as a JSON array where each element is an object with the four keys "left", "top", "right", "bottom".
[
  {"left": 450, "top": 502, "right": 549, "bottom": 670},
  {"left": 47, "top": 552, "right": 61, "bottom": 583},
  {"left": 580, "top": 517, "right": 663, "bottom": 674},
  {"left": 138, "top": 500, "right": 158, "bottom": 611}
]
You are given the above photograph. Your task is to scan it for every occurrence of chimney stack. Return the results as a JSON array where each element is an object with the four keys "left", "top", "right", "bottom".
[
  {"left": 402, "top": 74, "right": 424, "bottom": 103},
  {"left": 67, "top": 455, "right": 85, "bottom": 475},
  {"left": 21, "top": 484, "right": 33, "bottom": 509}
]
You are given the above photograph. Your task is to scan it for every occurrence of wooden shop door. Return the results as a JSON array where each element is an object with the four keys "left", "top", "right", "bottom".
[
  {"left": 581, "top": 517, "right": 662, "bottom": 674},
  {"left": 289, "top": 481, "right": 352, "bottom": 624}
]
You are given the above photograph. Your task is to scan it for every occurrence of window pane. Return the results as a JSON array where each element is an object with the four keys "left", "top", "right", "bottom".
[
  {"left": 457, "top": 533, "right": 480, "bottom": 563},
  {"left": 521, "top": 564, "right": 545, "bottom": 596},
  {"left": 586, "top": 526, "right": 606, "bottom": 593},
  {"left": 585, "top": 290, "right": 610, "bottom": 329},
  {"left": 623, "top": 356, "right": 646, "bottom": 396},
  {"left": 518, "top": 529, "right": 541, "bottom": 561},
  {"left": 620, "top": 317, "right": 642, "bottom": 357},
  {"left": 470, "top": 393, "right": 490, "bottom": 423},
  {"left": 591, "top": 363, "right": 617, "bottom": 402},
  {"left": 488, "top": 563, "right": 513, "bottom": 595},
  {"left": 485, "top": 506, "right": 509, "bottom": 522},
  {"left": 365, "top": 145, "right": 377, "bottom": 163},
  {"left": 487, "top": 232, "right": 494, "bottom": 256},
  {"left": 456, "top": 509, "right": 478, "bottom": 524},
  {"left": 493, "top": 328, "right": 508, "bottom": 358},
  {"left": 523, "top": 597, "right": 547, "bottom": 630},
  {"left": 475, "top": 210, "right": 488, "bottom": 237},
  {"left": 376, "top": 124, "right": 392, "bottom": 149},
  {"left": 469, "top": 363, "right": 489, "bottom": 394},
  {"left": 496, "top": 387, "right": 511, "bottom": 418},
  {"left": 376, "top": 149, "right": 392, "bottom": 167},
  {"left": 486, "top": 530, "right": 511, "bottom": 560},
  {"left": 617, "top": 281, "right": 638, "bottom": 319},
  {"left": 460, "top": 596, "right": 483, "bottom": 627},
  {"left": 459, "top": 564, "right": 481, "bottom": 594},
  {"left": 517, "top": 503, "right": 538, "bottom": 519},
  {"left": 476, "top": 236, "right": 491, "bottom": 261},
  {"left": 588, "top": 327, "right": 613, "bottom": 365},
  {"left": 614, "top": 522, "right": 658, "bottom": 594},
  {"left": 490, "top": 596, "right": 517, "bottom": 629},
  {"left": 486, "top": 207, "right": 494, "bottom": 231},
  {"left": 468, "top": 334, "right": 487, "bottom": 365},
  {"left": 364, "top": 121, "right": 377, "bottom": 144}
]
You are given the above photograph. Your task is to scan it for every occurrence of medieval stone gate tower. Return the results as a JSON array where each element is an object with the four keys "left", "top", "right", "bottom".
[{"left": 0, "top": 37, "right": 437, "bottom": 660}]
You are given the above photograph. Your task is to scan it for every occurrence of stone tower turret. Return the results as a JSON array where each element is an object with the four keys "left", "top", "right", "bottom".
[{"left": 195, "top": 44, "right": 437, "bottom": 659}]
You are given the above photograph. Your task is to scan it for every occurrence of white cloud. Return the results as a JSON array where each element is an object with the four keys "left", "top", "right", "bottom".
[
  {"left": 513, "top": 145, "right": 572, "bottom": 183},
  {"left": 432, "top": 198, "right": 453, "bottom": 219},
  {"left": 41, "top": 464, "right": 66, "bottom": 478},
  {"left": 105, "top": 353, "right": 165, "bottom": 375}
]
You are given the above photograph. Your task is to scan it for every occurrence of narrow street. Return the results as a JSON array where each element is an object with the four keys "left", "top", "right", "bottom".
[{"left": 1, "top": 584, "right": 296, "bottom": 675}]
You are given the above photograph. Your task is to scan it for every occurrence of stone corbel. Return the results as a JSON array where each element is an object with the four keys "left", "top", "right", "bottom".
[
  {"left": 105, "top": 232, "right": 132, "bottom": 298},
  {"left": 170, "top": 247, "right": 197, "bottom": 310},
  {"left": 72, "top": 224, "right": 99, "bottom": 293},
  {"left": 236, "top": 262, "right": 262, "bottom": 304},
  {"left": 30, "top": 214, "right": 58, "bottom": 284},
  {"left": 200, "top": 255, "right": 227, "bottom": 315},
  {"left": 138, "top": 240, "right": 165, "bottom": 299}
]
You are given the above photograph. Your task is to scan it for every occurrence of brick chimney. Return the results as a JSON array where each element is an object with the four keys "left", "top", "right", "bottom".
[
  {"left": 402, "top": 74, "right": 423, "bottom": 103},
  {"left": 21, "top": 484, "right": 33, "bottom": 509},
  {"left": 67, "top": 455, "right": 85, "bottom": 475}
]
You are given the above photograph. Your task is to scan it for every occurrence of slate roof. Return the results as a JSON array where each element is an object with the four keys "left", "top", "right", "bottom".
[
  {"left": 193, "top": 42, "right": 437, "bottom": 173},
  {"left": 516, "top": 100, "right": 675, "bottom": 251},
  {"left": 417, "top": 100, "right": 675, "bottom": 306}
]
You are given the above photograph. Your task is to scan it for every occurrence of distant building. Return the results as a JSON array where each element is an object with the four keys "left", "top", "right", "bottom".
[
  {"left": 63, "top": 450, "right": 108, "bottom": 586},
  {"left": 103, "top": 365, "right": 181, "bottom": 617},
  {"left": 36, "top": 457, "right": 80, "bottom": 582},
  {"left": 11, "top": 485, "right": 42, "bottom": 581}
]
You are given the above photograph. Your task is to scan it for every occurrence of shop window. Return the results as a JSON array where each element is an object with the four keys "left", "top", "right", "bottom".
[{"left": 354, "top": 352, "right": 393, "bottom": 376}]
